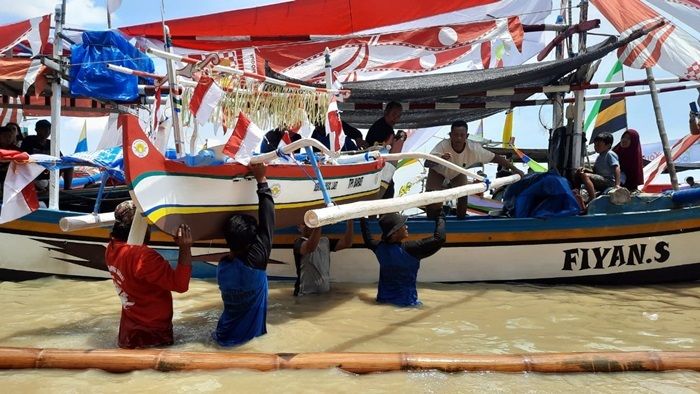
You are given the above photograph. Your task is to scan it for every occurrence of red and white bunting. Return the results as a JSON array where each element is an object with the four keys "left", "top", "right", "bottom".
[
  {"left": 0, "top": 15, "right": 50, "bottom": 56},
  {"left": 0, "top": 97, "right": 23, "bottom": 124},
  {"left": 0, "top": 160, "right": 44, "bottom": 224},
  {"left": 189, "top": 76, "right": 224, "bottom": 126},
  {"left": 642, "top": 133, "right": 700, "bottom": 191},
  {"left": 325, "top": 98, "right": 344, "bottom": 152},
  {"left": 222, "top": 112, "right": 264, "bottom": 165},
  {"left": 592, "top": 0, "right": 700, "bottom": 81}
]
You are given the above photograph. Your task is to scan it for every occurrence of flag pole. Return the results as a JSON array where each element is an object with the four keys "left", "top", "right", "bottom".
[
  {"left": 646, "top": 67, "right": 679, "bottom": 190},
  {"left": 49, "top": 0, "right": 66, "bottom": 210}
]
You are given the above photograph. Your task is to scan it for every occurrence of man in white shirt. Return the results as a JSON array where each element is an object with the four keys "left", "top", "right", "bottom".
[{"left": 425, "top": 120, "right": 524, "bottom": 219}]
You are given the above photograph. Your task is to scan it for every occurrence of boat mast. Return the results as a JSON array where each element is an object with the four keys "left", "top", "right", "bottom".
[
  {"left": 49, "top": 0, "right": 66, "bottom": 210},
  {"left": 570, "top": 0, "right": 588, "bottom": 170},
  {"left": 160, "top": 0, "right": 185, "bottom": 157},
  {"left": 551, "top": 0, "right": 568, "bottom": 130},
  {"left": 646, "top": 67, "right": 679, "bottom": 190}
]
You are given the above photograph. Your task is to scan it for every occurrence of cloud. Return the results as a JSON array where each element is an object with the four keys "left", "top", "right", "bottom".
[{"left": 1, "top": 0, "right": 109, "bottom": 29}]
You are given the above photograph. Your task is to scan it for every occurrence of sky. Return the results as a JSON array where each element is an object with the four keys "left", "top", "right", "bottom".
[{"left": 0, "top": 0, "right": 699, "bottom": 178}]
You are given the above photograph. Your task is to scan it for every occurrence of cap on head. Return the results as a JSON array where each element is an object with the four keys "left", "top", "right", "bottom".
[
  {"left": 114, "top": 200, "right": 136, "bottom": 226},
  {"left": 378, "top": 212, "right": 407, "bottom": 241}
]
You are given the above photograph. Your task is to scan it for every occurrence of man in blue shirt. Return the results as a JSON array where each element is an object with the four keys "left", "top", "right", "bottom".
[
  {"left": 213, "top": 163, "right": 274, "bottom": 347},
  {"left": 360, "top": 212, "right": 445, "bottom": 307}
]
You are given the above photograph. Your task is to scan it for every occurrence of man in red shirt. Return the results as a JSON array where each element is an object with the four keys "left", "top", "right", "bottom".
[{"left": 105, "top": 200, "right": 193, "bottom": 349}]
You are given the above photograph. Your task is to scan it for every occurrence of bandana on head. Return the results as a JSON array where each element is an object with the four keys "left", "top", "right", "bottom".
[{"left": 114, "top": 200, "right": 136, "bottom": 226}]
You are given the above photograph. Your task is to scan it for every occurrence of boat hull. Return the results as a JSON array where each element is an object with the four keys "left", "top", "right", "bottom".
[{"left": 2, "top": 205, "right": 700, "bottom": 284}]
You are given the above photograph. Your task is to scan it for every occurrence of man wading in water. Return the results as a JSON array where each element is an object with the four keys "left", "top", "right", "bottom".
[
  {"left": 105, "top": 201, "right": 193, "bottom": 349},
  {"left": 361, "top": 212, "right": 446, "bottom": 307}
]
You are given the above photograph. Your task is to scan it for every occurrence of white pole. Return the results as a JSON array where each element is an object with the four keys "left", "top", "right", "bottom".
[
  {"left": 570, "top": 0, "right": 588, "bottom": 170},
  {"left": 305, "top": 175, "right": 520, "bottom": 228},
  {"left": 49, "top": 0, "right": 66, "bottom": 210}
]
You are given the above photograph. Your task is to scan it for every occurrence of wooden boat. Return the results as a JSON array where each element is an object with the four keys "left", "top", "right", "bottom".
[{"left": 121, "top": 114, "right": 384, "bottom": 240}]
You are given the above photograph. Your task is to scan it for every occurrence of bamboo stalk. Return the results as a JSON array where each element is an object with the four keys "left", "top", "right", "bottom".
[{"left": 1, "top": 348, "right": 699, "bottom": 374}]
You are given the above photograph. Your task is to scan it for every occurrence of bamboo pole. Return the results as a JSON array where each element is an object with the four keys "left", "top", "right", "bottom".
[
  {"left": 305, "top": 175, "right": 519, "bottom": 228},
  {"left": 646, "top": 67, "right": 679, "bottom": 190},
  {"left": 0, "top": 347, "right": 699, "bottom": 374}
]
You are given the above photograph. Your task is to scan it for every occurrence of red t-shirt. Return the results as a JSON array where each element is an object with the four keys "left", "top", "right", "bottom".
[{"left": 105, "top": 239, "right": 191, "bottom": 349}]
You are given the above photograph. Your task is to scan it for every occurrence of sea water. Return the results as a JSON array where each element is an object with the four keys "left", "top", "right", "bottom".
[{"left": 0, "top": 278, "right": 699, "bottom": 393}]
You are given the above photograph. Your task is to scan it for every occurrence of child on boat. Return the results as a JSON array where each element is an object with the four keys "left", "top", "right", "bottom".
[
  {"left": 293, "top": 220, "right": 353, "bottom": 296},
  {"left": 213, "top": 163, "right": 274, "bottom": 347},
  {"left": 360, "top": 212, "right": 445, "bottom": 307},
  {"left": 105, "top": 201, "right": 193, "bottom": 349},
  {"left": 575, "top": 132, "right": 621, "bottom": 202}
]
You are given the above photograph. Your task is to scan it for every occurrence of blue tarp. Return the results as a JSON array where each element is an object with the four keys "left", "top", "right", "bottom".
[
  {"left": 70, "top": 31, "right": 154, "bottom": 101},
  {"left": 502, "top": 170, "right": 580, "bottom": 218}
]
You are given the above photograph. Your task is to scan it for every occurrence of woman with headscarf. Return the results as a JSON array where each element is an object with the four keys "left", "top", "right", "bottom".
[{"left": 613, "top": 129, "right": 644, "bottom": 191}]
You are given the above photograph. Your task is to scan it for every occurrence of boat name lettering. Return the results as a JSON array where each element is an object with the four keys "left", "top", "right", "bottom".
[
  {"left": 348, "top": 177, "right": 364, "bottom": 188},
  {"left": 561, "top": 241, "right": 670, "bottom": 271},
  {"left": 314, "top": 181, "right": 338, "bottom": 192}
]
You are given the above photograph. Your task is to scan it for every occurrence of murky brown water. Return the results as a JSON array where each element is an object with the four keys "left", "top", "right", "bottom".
[{"left": 0, "top": 278, "right": 699, "bottom": 392}]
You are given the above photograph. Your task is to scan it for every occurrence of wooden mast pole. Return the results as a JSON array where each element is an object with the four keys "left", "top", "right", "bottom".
[
  {"left": 48, "top": 0, "right": 67, "bottom": 210},
  {"left": 646, "top": 67, "right": 679, "bottom": 190},
  {"left": 551, "top": 0, "right": 568, "bottom": 130}
]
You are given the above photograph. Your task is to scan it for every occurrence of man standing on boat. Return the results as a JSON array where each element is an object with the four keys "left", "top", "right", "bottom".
[
  {"left": 213, "top": 163, "right": 274, "bottom": 347},
  {"left": 19, "top": 120, "right": 73, "bottom": 190},
  {"left": 366, "top": 102, "right": 406, "bottom": 198},
  {"left": 105, "top": 200, "right": 193, "bottom": 349},
  {"left": 425, "top": 120, "right": 524, "bottom": 219},
  {"left": 293, "top": 220, "right": 353, "bottom": 296},
  {"left": 360, "top": 212, "right": 445, "bottom": 307}
]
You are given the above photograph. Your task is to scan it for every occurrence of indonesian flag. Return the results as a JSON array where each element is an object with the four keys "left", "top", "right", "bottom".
[
  {"left": 591, "top": 0, "right": 700, "bottom": 81},
  {"left": 222, "top": 112, "right": 264, "bottom": 164},
  {"left": 189, "top": 76, "right": 224, "bottom": 126},
  {"left": 325, "top": 98, "right": 344, "bottom": 151},
  {"left": 0, "top": 159, "right": 44, "bottom": 224},
  {"left": 642, "top": 133, "right": 700, "bottom": 191}
]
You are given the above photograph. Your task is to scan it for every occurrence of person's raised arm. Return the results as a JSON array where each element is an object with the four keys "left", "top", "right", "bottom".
[
  {"left": 246, "top": 163, "right": 275, "bottom": 270},
  {"left": 360, "top": 218, "right": 379, "bottom": 251},
  {"left": 299, "top": 227, "right": 322, "bottom": 255},
  {"left": 404, "top": 213, "right": 446, "bottom": 260},
  {"left": 614, "top": 165, "right": 621, "bottom": 188},
  {"left": 333, "top": 219, "right": 354, "bottom": 252},
  {"left": 492, "top": 154, "right": 524, "bottom": 177},
  {"left": 138, "top": 224, "right": 192, "bottom": 293}
]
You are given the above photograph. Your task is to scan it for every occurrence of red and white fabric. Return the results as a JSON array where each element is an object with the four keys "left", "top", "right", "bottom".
[
  {"left": 325, "top": 98, "right": 344, "bottom": 152},
  {"left": 188, "top": 76, "right": 224, "bottom": 126},
  {"left": 643, "top": 0, "right": 700, "bottom": 32},
  {"left": 642, "top": 133, "right": 700, "bottom": 191},
  {"left": 120, "top": 1, "right": 550, "bottom": 80},
  {"left": 0, "top": 97, "right": 23, "bottom": 125},
  {"left": 592, "top": 0, "right": 700, "bottom": 81},
  {"left": 0, "top": 15, "right": 50, "bottom": 56},
  {"left": 222, "top": 112, "right": 264, "bottom": 164},
  {"left": 0, "top": 159, "right": 43, "bottom": 224}
]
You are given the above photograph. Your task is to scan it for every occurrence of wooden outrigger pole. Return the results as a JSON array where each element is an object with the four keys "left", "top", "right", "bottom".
[{"left": 1, "top": 347, "right": 699, "bottom": 374}]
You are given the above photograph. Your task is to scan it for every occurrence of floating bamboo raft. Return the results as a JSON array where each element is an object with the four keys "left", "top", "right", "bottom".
[{"left": 0, "top": 348, "right": 699, "bottom": 374}]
